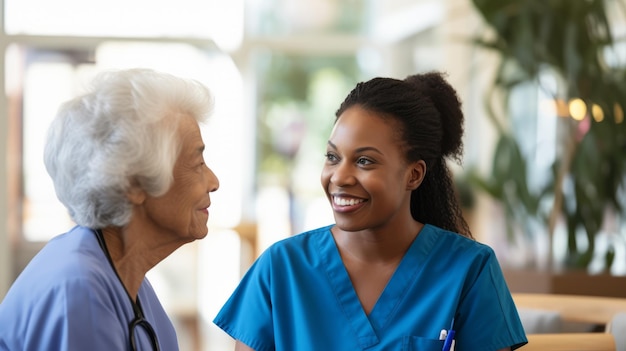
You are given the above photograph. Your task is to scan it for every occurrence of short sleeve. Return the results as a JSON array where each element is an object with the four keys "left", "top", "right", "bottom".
[{"left": 454, "top": 250, "right": 528, "bottom": 350}]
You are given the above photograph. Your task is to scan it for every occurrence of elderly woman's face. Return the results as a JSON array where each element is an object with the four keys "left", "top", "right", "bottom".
[{"left": 141, "top": 115, "right": 219, "bottom": 242}]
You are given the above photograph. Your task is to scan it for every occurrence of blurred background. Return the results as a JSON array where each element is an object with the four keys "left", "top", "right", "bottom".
[{"left": 0, "top": 0, "right": 625, "bottom": 350}]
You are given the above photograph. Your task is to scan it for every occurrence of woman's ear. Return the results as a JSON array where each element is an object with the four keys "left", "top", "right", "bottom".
[
  {"left": 407, "top": 160, "right": 426, "bottom": 190},
  {"left": 126, "top": 181, "right": 146, "bottom": 205}
]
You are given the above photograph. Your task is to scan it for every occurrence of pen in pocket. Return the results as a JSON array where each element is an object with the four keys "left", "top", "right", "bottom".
[{"left": 440, "top": 318, "right": 455, "bottom": 351}]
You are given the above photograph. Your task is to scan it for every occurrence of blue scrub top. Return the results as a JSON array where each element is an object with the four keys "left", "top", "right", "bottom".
[
  {"left": 214, "top": 224, "right": 528, "bottom": 351},
  {"left": 0, "top": 226, "right": 179, "bottom": 351}
]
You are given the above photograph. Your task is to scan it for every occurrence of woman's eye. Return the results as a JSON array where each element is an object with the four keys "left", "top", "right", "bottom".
[
  {"left": 324, "top": 153, "right": 338, "bottom": 162},
  {"left": 357, "top": 157, "right": 373, "bottom": 165}
]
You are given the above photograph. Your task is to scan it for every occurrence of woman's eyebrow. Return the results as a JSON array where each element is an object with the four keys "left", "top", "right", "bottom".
[{"left": 328, "top": 141, "right": 383, "bottom": 156}]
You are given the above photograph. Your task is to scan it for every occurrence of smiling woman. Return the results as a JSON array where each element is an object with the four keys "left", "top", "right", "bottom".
[
  {"left": 213, "top": 72, "right": 528, "bottom": 351},
  {"left": 0, "top": 68, "right": 219, "bottom": 350},
  {"left": 0, "top": 0, "right": 251, "bottom": 338}
]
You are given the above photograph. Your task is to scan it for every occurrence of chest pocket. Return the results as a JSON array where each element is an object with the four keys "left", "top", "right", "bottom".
[{"left": 401, "top": 336, "right": 445, "bottom": 351}]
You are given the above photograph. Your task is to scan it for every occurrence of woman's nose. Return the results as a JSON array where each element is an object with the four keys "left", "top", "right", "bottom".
[
  {"left": 329, "top": 162, "right": 356, "bottom": 186},
  {"left": 205, "top": 166, "right": 219, "bottom": 193}
]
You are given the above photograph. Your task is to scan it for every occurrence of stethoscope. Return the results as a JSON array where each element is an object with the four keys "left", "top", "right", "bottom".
[{"left": 93, "top": 229, "right": 160, "bottom": 351}]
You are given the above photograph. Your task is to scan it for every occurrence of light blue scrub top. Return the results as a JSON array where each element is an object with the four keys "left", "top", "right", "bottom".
[
  {"left": 0, "top": 226, "right": 178, "bottom": 351},
  {"left": 214, "top": 224, "right": 527, "bottom": 351}
]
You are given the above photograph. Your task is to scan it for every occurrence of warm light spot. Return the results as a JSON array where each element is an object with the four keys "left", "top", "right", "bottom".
[
  {"left": 615, "top": 104, "right": 624, "bottom": 124},
  {"left": 591, "top": 104, "right": 604, "bottom": 122},
  {"left": 569, "top": 98, "right": 587, "bottom": 121},
  {"left": 555, "top": 99, "right": 570, "bottom": 117}
]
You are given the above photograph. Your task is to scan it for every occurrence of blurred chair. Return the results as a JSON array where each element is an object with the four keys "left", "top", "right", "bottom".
[
  {"left": 513, "top": 293, "right": 626, "bottom": 351},
  {"left": 517, "top": 306, "right": 563, "bottom": 334},
  {"left": 607, "top": 312, "right": 626, "bottom": 351},
  {"left": 523, "top": 333, "right": 616, "bottom": 351}
]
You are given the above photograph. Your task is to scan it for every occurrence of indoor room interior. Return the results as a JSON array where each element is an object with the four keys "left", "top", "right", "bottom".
[{"left": 1, "top": 0, "right": 626, "bottom": 350}]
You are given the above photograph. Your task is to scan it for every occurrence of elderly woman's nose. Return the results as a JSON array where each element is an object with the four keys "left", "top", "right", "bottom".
[{"left": 206, "top": 166, "right": 219, "bottom": 192}]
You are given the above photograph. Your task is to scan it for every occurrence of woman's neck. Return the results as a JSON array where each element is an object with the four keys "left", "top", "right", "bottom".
[
  {"left": 332, "top": 220, "right": 424, "bottom": 264},
  {"left": 99, "top": 227, "right": 160, "bottom": 300}
]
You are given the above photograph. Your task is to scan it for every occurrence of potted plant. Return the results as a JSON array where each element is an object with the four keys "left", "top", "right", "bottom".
[{"left": 466, "top": 0, "right": 626, "bottom": 292}]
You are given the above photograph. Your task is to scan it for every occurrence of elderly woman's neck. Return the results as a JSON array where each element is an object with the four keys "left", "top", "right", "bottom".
[{"left": 100, "top": 226, "right": 170, "bottom": 301}]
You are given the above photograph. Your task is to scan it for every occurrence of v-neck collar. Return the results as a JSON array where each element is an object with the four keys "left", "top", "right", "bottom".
[{"left": 317, "top": 225, "right": 434, "bottom": 349}]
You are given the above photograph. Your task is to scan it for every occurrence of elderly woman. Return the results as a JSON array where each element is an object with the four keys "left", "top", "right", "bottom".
[{"left": 0, "top": 68, "right": 219, "bottom": 350}]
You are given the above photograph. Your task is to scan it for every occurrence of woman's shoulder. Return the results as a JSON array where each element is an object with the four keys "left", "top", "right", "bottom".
[
  {"left": 422, "top": 224, "right": 496, "bottom": 259},
  {"left": 1, "top": 227, "right": 119, "bottom": 316},
  {"left": 19, "top": 226, "right": 116, "bottom": 290},
  {"left": 420, "top": 225, "right": 508, "bottom": 291}
]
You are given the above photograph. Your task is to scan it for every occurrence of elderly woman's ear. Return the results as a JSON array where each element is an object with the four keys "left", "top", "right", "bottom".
[{"left": 126, "top": 181, "right": 146, "bottom": 205}]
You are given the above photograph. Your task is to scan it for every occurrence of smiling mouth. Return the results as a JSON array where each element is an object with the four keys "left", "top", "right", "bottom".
[{"left": 333, "top": 196, "right": 366, "bottom": 207}]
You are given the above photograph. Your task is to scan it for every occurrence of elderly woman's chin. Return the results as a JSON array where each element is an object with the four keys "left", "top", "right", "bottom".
[
  {"left": 195, "top": 224, "right": 210, "bottom": 240},
  {"left": 186, "top": 216, "right": 211, "bottom": 241},
  {"left": 195, "top": 210, "right": 210, "bottom": 238}
]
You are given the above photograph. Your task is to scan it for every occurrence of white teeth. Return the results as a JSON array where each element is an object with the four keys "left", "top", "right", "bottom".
[{"left": 333, "top": 197, "right": 365, "bottom": 206}]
